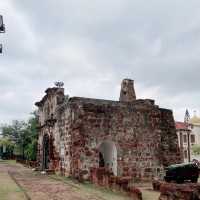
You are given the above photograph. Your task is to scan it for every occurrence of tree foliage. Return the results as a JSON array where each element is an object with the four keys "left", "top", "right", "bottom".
[
  {"left": 0, "top": 137, "right": 15, "bottom": 159},
  {"left": 192, "top": 145, "right": 200, "bottom": 155},
  {"left": 0, "top": 112, "right": 38, "bottom": 160}
]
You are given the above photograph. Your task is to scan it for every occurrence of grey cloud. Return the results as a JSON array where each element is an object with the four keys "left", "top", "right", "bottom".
[{"left": 0, "top": 0, "right": 200, "bottom": 123}]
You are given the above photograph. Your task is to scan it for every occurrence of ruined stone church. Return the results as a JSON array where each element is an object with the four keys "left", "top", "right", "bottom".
[{"left": 35, "top": 79, "right": 182, "bottom": 181}]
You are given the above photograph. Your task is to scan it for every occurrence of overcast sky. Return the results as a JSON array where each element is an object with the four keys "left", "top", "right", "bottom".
[{"left": 0, "top": 0, "right": 200, "bottom": 124}]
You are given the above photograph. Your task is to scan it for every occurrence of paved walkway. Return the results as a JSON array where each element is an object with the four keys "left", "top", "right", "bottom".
[{"left": 0, "top": 161, "right": 131, "bottom": 200}]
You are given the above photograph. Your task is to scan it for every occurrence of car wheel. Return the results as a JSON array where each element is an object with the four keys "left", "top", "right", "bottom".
[
  {"left": 191, "top": 177, "right": 198, "bottom": 183},
  {"left": 176, "top": 177, "right": 183, "bottom": 184}
]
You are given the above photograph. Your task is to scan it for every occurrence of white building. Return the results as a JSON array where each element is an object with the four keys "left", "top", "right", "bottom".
[
  {"left": 176, "top": 112, "right": 200, "bottom": 163},
  {"left": 189, "top": 115, "right": 200, "bottom": 144}
]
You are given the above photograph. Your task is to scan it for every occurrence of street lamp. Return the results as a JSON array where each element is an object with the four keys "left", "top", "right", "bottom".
[
  {"left": 184, "top": 109, "right": 191, "bottom": 162},
  {"left": 0, "top": 15, "right": 5, "bottom": 53},
  {"left": 187, "top": 127, "right": 191, "bottom": 162}
]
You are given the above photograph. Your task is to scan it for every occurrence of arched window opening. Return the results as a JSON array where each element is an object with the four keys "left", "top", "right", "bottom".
[{"left": 99, "top": 141, "right": 117, "bottom": 176}]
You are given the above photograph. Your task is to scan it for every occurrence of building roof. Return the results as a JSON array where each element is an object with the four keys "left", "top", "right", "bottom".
[
  {"left": 189, "top": 115, "right": 200, "bottom": 125},
  {"left": 175, "top": 121, "right": 189, "bottom": 130}
]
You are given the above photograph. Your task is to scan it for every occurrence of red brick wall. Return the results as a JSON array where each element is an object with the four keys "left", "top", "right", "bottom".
[{"left": 68, "top": 98, "right": 182, "bottom": 181}]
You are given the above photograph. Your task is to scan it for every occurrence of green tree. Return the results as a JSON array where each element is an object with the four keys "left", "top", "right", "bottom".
[
  {"left": 0, "top": 137, "right": 15, "bottom": 159},
  {"left": 1, "top": 120, "right": 26, "bottom": 145},
  {"left": 1, "top": 120, "right": 27, "bottom": 158},
  {"left": 24, "top": 113, "right": 38, "bottom": 160},
  {"left": 192, "top": 145, "right": 200, "bottom": 156},
  {"left": 0, "top": 112, "right": 38, "bottom": 161}
]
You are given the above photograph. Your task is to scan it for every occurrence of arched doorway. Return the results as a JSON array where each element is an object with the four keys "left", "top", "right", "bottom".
[
  {"left": 42, "top": 134, "right": 50, "bottom": 170},
  {"left": 99, "top": 141, "right": 117, "bottom": 176}
]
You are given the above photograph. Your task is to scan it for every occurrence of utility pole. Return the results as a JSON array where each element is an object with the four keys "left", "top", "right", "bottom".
[
  {"left": 184, "top": 109, "right": 191, "bottom": 162},
  {"left": 0, "top": 15, "right": 5, "bottom": 53}
]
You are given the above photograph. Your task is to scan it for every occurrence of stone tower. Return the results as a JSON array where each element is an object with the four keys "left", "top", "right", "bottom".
[{"left": 119, "top": 79, "right": 136, "bottom": 102}]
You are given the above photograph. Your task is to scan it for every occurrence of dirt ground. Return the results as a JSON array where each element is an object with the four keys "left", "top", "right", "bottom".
[
  {"left": 134, "top": 182, "right": 160, "bottom": 200},
  {"left": 0, "top": 161, "right": 131, "bottom": 200},
  {"left": 0, "top": 160, "right": 160, "bottom": 200}
]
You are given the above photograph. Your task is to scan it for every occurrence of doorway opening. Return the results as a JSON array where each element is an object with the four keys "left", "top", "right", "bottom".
[
  {"left": 42, "top": 134, "right": 50, "bottom": 170},
  {"left": 99, "top": 141, "right": 117, "bottom": 176}
]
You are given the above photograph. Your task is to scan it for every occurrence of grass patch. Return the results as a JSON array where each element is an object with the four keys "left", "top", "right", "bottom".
[
  {"left": 49, "top": 174, "right": 131, "bottom": 200},
  {"left": 0, "top": 159, "right": 17, "bottom": 165},
  {"left": 0, "top": 172, "right": 26, "bottom": 200}
]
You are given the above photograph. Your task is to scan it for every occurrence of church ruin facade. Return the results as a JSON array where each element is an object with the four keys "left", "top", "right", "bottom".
[{"left": 35, "top": 79, "right": 182, "bottom": 181}]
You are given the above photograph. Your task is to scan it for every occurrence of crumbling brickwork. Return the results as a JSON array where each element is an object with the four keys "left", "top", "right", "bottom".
[{"left": 35, "top": 79, "right": 182, "bottom": 182}]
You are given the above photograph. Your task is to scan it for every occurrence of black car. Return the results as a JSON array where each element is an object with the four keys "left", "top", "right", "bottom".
[{"left": 164, "top": 162, "right": 199, "bottom": 183}]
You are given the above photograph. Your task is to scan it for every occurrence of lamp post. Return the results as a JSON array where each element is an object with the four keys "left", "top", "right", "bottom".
[
  {"left": 184, "top": 109, "right": 191, "bottom": 162},
  {"left": 187, "top": 128, "right": 191, "bottom": 162},
  {"left": 0, "top": 15, "right": 5, "bottom": 53}
]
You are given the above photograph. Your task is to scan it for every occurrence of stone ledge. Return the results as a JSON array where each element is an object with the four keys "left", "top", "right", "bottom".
[
  {"left": 153, "top": 180, "right": 200, "bottom": 200},
  {"left": 90, "top": 167, "right": 142, "bottom": 200}
]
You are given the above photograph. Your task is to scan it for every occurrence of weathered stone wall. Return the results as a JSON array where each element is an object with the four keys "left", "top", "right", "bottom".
[
  {"left": 153, "top": 180, "right": 200, "bottom": 200},
  {"left": 66, "top": 97, "right": 181, "bottom": 181},
  {"left": 35, "top": 79, "right": 182, "bottom": 182},
  {"left": 36, "top": 87, "right": 65, "bottom": 171},
  {"left": 119, "top": 79, "right": 136, "bottom": 102},
  {"left": 55, "top": 105, "right": 73, "bottom": 176},
  {"left": 159, "top": 109, "right": 182, "bottom": 166}
]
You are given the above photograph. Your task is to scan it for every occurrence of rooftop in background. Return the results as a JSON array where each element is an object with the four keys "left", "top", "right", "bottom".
[
  {"left": 189, "top": 115, "right": 200, "bottom": 126},
  {"left": 175, "top": 121, "right": 189, "bottom": 130}
]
